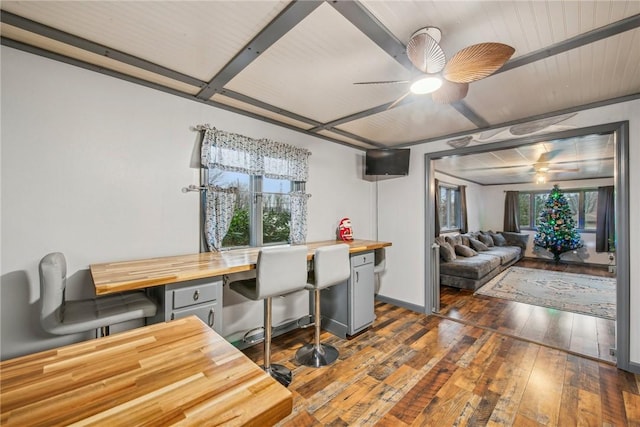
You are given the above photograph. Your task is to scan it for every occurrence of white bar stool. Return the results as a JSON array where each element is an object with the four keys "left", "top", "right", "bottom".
[
  {"left": 295, "top": 243, "right": 350, "bottom": 367},
  {"left": 229, "top": 245, "right": 308, "bottom": 387}
]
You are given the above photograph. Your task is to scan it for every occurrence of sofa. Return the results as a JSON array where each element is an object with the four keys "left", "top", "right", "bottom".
[{"left": 436, "top": 231, "right": 529, "bottom": 291}]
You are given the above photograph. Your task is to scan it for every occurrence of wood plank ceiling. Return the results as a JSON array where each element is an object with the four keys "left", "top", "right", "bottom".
[{"left": 1, "top": 0, "right": 638, "bottom": 182}]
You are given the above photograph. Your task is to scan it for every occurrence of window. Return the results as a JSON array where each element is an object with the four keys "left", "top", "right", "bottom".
[
  {"left": 199, "top": 127, "right": 310, "bottom": 251},
  {"left": 209, "top": 171, "right": 298, "bottom": 248},
  {"left": 518, "top": 188, "right": 598, "bottom": 231},
  {"left": 438, "top": 184, "right": 461, "bottom": 231}
]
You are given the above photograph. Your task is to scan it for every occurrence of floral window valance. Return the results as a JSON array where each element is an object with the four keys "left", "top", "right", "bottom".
[{"left": 200, "top": 126, "right": 310, "bottom": 182}]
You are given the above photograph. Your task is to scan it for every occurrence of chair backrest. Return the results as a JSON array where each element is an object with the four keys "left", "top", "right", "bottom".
[
  {"left": 39, "top": 252, "right": 67, "bottom": 333},
  {"left": 313, "top": 244, "right": 351, "bottom": 289},
  {"left": 255, "top": 245, "right": 309, "bottom": 299}
]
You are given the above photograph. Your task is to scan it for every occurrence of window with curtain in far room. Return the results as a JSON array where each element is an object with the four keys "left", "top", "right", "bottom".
[
  {"left": 438, "top": 183, "right": 461, "bottom": 232},
  {"left": 518, "top": 188, "right": 598, "bottom": 232}
]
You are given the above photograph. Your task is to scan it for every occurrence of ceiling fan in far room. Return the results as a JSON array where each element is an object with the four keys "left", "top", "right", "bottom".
[
  {"left": 354, "top": 27, "right": 515, "bottom": 109},
  {"left": 465, "top": 150, "right": 580, "bottom": 183}
]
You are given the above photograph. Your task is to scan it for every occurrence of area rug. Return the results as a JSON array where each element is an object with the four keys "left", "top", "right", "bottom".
[{"left": 475, "top": 267, "right": 616, "bottom": 320}]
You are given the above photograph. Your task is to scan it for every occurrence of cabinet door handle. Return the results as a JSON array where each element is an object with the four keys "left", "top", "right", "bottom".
[
  {"left": 208, "top": 308, "right": 215, "bottom": 328},
  {"left": 356, "top": 271, "right": 359, "bottom": 283},
  {"left": 193, "top": 290, "right": 200, "bottom": 301}
]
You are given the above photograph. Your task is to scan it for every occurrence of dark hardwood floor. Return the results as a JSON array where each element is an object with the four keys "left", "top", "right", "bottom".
[
  {"left": 439, "top": 258, "right": 617, "bottom": 363},
  {"left": 242, "top": 302, "right": 639, "bottom": 426}
]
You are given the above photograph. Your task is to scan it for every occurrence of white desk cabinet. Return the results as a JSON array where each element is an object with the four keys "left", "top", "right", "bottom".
[{"left": 320, "top": 251, "right": 375, "bottom": 338}]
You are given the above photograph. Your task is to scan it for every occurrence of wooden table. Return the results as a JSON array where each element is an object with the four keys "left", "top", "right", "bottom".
[
  {"left": 0, "top": 316, "right": 292, "bottom": 426},
  {"left": 91, "top": 239, "right": 391, "bottom": 295}
]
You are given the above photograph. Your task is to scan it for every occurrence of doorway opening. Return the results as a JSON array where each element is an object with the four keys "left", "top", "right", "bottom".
[{"left": 424, "top": 121, "right": 629, "bottom": 369}]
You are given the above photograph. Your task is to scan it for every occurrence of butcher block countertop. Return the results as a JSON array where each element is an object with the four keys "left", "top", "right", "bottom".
[
  {"left": 0, "top": 316, "right": 292, "bottom": 426},
  {"left": 90, "top": 239, "right": 391, "bottom": 295}
]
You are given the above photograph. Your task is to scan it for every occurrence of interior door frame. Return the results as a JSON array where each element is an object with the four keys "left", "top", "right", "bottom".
[{"left": 424, "top": 121, "right": 630, "bottom": 371}]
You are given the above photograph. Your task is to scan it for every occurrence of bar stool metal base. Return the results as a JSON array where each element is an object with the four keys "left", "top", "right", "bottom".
[
  {"left": 264, "top": 364, "right": 293, "bottom": 387},
  {"left": 295, "top": 343, "right": 339, "bottom": 367}
]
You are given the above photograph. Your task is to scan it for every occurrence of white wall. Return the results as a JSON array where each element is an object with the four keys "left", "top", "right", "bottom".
[
  {"left": 377, "top": 99, "right": 640, "bottom": 365},
  {"left": 0, "top": 47, "right": 375, "bottom": 360}
]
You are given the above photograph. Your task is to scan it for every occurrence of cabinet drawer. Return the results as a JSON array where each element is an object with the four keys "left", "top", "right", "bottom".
[
  {"left": 173, "top": 283, "right": 218, "bottom": 309},
  {"left": 171, "top": 303, "right": 218, "bottom": 329},
  {"left": 350, "top": 252, "right": 374, "bottom": 268}
]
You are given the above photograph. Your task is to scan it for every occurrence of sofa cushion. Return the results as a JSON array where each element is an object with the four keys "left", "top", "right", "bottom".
[
  {"left": 440, "top": 253, "right": 501, "bottom": 280},
  {"left": 485, "top": 246, "right": 521, "bottom": 265},
  {"left": 469, "top": 237, "right": 489, "bottom": 252},
  {"left": 455, "top": 244, "right": 477, "bottom": 257},
  {"left": 489, "top": 231, "right": 507, "bottom": 246}
]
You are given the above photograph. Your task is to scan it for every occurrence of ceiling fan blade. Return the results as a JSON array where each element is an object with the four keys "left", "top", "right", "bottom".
[
  {"left": 443, "top": 43, "right": 515, "bottom": 83},
  {"left": 353, "top": 80, "right": 409, "bottom": 85},
  {"left": 463, "top": 164, "right": 533, "bottom": 171},
  {"left": 432, "top": 80, "right": 469, "bottom": 104},
  {"left": 536, "top": 149, "right": 562, "bottom": 164},
  {"left": 407, "top": 27, "right": 446, "bottom": 74},
  {"left": 387, "top": 92, "right": 411, "bottom": 110},
  {"left": 547, "top": 168, "right": 580, "bottom": 173}
]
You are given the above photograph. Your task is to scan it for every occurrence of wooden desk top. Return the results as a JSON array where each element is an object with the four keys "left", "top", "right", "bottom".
[
  {"left": 90, "top": 239, "right": 391, "bottom": 295},
  {"left": 0, "top": 317, "right": 292, "bottom": 426}
]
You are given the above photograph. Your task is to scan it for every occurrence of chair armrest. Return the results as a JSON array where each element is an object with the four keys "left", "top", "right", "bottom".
[{"left": 501, "top": 232, "right": 529, "bottom": 252}]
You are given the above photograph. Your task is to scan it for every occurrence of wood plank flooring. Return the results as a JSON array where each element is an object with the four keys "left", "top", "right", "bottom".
[
  {"left": 243, "top": 302, "right": 639, "bottom": 426},
  {"left": 439, "top": 258, "right": 616, "bottom": 363}
]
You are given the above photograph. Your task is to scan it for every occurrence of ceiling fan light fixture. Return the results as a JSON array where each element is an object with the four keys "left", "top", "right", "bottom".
[
  {"left": 535, "top": 173, "right": 547, "bottom": 184},
  {"left": 410, "top": 76, "right": 443, "bottom": 94}
]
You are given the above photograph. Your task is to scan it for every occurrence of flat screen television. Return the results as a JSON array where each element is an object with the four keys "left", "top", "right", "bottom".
[{"left": 365, "top": 148, "right": 410, "bottom": 176}]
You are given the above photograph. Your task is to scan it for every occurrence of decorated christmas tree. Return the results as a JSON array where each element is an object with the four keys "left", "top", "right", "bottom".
[{"left": 533, "top": 184, "right": 583, "bottom": 263}]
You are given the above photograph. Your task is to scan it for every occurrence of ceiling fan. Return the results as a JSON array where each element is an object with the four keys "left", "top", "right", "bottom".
[
  {"left": 355, "top": 27, "right": 515, "bottom": 108},
  {"left": 464, "top": 151, "right": 581, "bottom": 176}
]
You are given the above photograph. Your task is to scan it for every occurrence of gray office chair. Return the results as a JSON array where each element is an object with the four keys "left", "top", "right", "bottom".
[
  {"left": 296, "top": 243, "right": 350, "bottom": 367},
  {"left": 229, "top": 245, "right": 308, "bottom": 387},
  {"left": 39, "top": 252, "right": 157, "bottom": 337}
]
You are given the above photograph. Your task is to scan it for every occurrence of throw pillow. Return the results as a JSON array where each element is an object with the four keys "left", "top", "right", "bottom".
[
  {"left": 489, "top": 231, "right": 507, "bottom": 246},
  {"left": 460, "top": 235, "right": 471, "bottom": 247},
  {"left": 478, "top": 233, "right": 494, "bottom": 247},
  {"left": 455, "top": 244, "right": 477, "bottom": 257},
  {"left": 467, "top": 231, "right": 480, "bottom": 240},
  {"left": 446, "top": 234, "right": 462, "bottom": 247},
  {"left": 469, "top": 237, "right": 489, "bottom": 251},
  {"left": 438, "top": 241, "right": 456, "bottom": 262}
]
